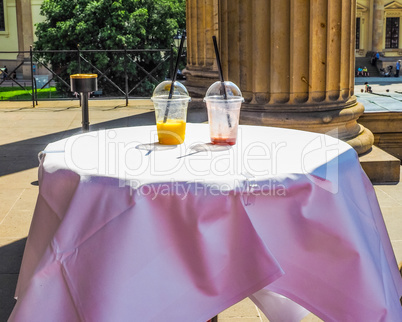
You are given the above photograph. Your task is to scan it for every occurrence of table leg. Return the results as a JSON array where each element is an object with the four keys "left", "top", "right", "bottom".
[{"left": 81, "top": 92, "right": 90, "bottom": 132}]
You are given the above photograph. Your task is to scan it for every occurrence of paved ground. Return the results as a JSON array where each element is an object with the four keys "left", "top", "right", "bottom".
[
  {"left": 0, "top": 91, "right": 401, "bottom": 321},
  {"left": 354, "top": 75, "right": 402, "bottom": 85}
]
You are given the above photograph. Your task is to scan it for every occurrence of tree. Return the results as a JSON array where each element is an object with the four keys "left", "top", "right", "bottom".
[{"left": 34, "top": 0, "right": 186, "bottom": 96}]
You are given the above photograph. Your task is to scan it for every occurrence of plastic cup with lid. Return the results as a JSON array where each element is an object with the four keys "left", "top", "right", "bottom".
[
  {"left": 151, "top": 81, "right": 191, "bottom": 145},
  {"left": 204, "top": 81, "right": 244, "bottom": 145}
]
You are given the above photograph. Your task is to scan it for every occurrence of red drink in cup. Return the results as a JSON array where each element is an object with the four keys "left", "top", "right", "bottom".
[
  {"left": 211, "top": 136, "right": 237, "bottom": 145},
  {"left": 204, "top": 81, "right": 244, "bottom": 145}
]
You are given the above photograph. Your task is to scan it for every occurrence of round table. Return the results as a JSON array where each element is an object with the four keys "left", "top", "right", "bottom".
[{"left": 10, "top": 124, "right": 402, "bottom": 322}]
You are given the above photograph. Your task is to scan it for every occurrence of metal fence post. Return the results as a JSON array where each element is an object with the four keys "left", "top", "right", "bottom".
[
  {"left": 30, "top": 45, "right": 35, "bottom": 107},
  {"left": 124, "top": 45, "right": 129, "bottom": 106},
  {"left": 34, "top": 78, "right": 38, "bottom": 106},
  {"left": 170, "top": 45, "right": 174, "bottom": 79},
  {"left": 77, "top": 44, "right": 81, "bottom": 73}
]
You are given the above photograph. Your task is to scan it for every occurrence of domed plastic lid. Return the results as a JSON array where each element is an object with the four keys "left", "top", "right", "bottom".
[
  {"left": 151, "top": 80, "right": 190, "bottom": 101},
  {"left": 204, "top": 81, "right": 244, "bottom": 102}
]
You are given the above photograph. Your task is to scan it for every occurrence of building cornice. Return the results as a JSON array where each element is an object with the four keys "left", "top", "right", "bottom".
[
  {"left": 385, "top": 1, "right": 402, "bottom": 10},
  {"left": 357, "top": 3, "right": 368, "bottom": 12}
]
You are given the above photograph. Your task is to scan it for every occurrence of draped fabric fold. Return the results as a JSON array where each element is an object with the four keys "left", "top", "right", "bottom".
[
  {"left": 246, "top": 152, "right": 402, "bottom": 321},
  {"left": 11, "top": 168, "right": 283, "bottom": 322}
]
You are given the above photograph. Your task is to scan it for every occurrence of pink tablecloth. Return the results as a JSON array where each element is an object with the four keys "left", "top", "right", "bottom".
[{"left": 10, "top": 124, "right": 402, "bottom": 321}]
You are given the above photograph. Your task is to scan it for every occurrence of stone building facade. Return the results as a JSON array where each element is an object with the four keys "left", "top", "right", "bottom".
[
  {"left": 2, "top": 1, "right": 402, "bottom": 71},
  {"left": 0, "top": 0, "right": 45, "bottom": 77},
  {"left": 356, "top": 0, "right": 402, "bottom": 57}
]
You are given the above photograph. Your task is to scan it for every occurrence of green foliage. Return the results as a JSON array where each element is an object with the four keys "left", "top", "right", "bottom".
[
  {"left": 34, "top": 0, "right": 186, "bottom": 96},
  {"left": 0, "top": 87, "right": 60, "bottom": 100}
]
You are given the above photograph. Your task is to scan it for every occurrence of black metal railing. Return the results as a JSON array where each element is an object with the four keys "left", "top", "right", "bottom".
[{"left": 0, "top": 46, "right": 178, "bottom": 107}]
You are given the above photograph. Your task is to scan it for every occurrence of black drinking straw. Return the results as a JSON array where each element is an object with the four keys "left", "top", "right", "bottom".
[
  {"left": 212, "top": 36, "right": 227, "bottom": 99},
  {"left": 212, "top": 36, "right": 231, "bottom": 128},
  {"left": 163, "top": 31, "right": 186, "bottom": 123}
]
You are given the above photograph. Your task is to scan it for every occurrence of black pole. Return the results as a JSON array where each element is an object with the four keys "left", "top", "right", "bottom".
[
  {"left": 170, "top": 45, "right": 174, "bottom": 79},
  {"left": 34, "top": 78, "right": 38, "bottom": 106},
  {"left": 30, "top": 46, "right": 35, "bottom": 107},
  {"left": 124, "top": 45, "right": 129, "bottom": 106},
  {"left": 77, "top": 44, "right": 82, "bottom": 107},
  {"left": 81, "top": 92, "right": 89, "bottom": 132},
  {"left": 77, "top": 44, "right": 81, "bottom": 73}
]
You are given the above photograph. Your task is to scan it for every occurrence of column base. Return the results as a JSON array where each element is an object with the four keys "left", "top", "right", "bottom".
[
  {"left": 240, "top": 100, "right": 374, "bottom": 155},
  {"left": 183, "top": 68, "right": 219, "bottom": 98},
  {"left": 345, "top": 126, "right": 375, "bottom": 155}
]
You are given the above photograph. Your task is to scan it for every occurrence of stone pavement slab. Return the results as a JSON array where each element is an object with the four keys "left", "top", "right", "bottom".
[
  {"left": 354, "top": 76, "right": 402, "bottom": 85},
  {"left": 355, "top": 92, "right": 402, "bottom": 113}
]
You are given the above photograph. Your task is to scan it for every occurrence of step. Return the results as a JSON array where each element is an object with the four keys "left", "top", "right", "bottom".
[
  {"left": 355, "top": 59, "right": 381, "bottom": 77},
  {"left": 358, "top": 112, "right": 402, "bottom": 159},
  {"left": 359, "top": 145, "right": 400, "bottom": 183}
]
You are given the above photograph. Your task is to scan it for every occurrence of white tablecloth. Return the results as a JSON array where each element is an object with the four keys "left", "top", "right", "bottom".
[{"left": 10, "top": 124, "right": 402, "bottom": 321}]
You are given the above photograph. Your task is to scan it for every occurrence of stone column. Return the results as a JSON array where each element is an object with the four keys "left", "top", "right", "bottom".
[
  {"left": 372, "top": 0, "right": 384, "bottom": 53},
  {"left": 184, "top": 0, "right": 374, "bottom": 154},
  {"left": 185, "top": 0, "right": 219, "bottom": 96},
  {"left": 15, "top": 0, "right": 34, "bottom": 78}
]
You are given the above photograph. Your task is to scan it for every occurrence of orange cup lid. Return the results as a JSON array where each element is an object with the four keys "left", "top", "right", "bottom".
[{"left": 70, "top": 74, "right": 97, "bottom": 79}]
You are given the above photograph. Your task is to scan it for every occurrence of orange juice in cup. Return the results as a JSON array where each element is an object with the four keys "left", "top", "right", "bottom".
[
  {"left": 151, "top": 81, "right": 191, "bottom": 145},
  {"left": 156, "top": 119, "right": 186, "bottom": 145}
]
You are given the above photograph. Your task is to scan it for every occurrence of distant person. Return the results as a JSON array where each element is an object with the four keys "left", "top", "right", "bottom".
[
  {"left": 372, "top": 52, "right": 380, "bottom": 66},
  {"left": 371, "top": 53, "right": 376, "bottom": 65},
  {"left": 396, "top": 60, "right": 400, "bottom": 77},
  {"left": 388, "top": 65, "right": 393, "bottom": 76},
  {"left": 364, "top": 82, "right": 372, "bottom": 93},
  {"left": 356, "top": 67, "right": 363, "bottom": 76},
  {"left": 2, "top": 65, "right": 7, "bottom": 80},
  {"left": 362, "top": 66, "right": 369, "bottom": 76}
]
